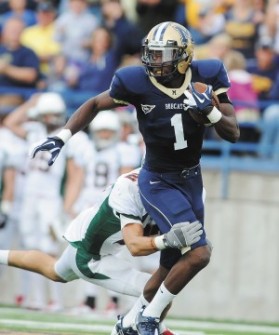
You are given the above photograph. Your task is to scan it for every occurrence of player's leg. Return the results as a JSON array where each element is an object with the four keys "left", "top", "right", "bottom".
[
  {"left": 136, "top": 168, "right": 210, "bottom": 334},
  {"left": 38, "top": 198, "right": 65, "bottom": 311},
  {"left": 73, "top": 252, "right": 151, "bottom": 296},
  {"left": 0, "top": 249, "right": 63, "bottom": 281}
]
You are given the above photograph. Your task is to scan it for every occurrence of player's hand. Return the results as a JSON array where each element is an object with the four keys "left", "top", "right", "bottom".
[
  {"left": 0, "top": 212, "right": 8, "bottom": 229},
  {"left": 31, "top": 136, "right": 65, "bottom": 166},
  {"left": 184, "top": 84, "right": 214, "bottom": 117},
  {"left": 163, "top": 220, "right": 203, "bottom": 249}
]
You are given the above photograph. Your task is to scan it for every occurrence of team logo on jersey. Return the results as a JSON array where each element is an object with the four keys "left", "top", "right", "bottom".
[{"left": 141, "top": 104, "right": 156, "bottom": 114}]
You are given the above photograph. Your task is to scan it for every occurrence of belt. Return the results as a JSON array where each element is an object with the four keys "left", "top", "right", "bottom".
[
  {"left": 151, "top": 164, "right": 201, "bottom": 179},
  {"left": 180, "top": 164, "right": 201, "bottom": 178}
]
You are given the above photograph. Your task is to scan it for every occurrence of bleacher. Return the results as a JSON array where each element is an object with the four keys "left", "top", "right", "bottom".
[{"left": 201, "top": 134, "right": 279, "bottom": 198}]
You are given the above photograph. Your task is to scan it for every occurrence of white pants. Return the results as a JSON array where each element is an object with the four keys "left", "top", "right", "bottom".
[
  {"left": 20, "top": 194, "right": 63, "bottom": 254},
  {"left": 55, "top": 245, "right": 151, "bottom": 297}
]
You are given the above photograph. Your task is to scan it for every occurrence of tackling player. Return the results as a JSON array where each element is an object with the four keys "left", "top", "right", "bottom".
[
  {"left": 0, "top": 169, "right": 202, "bottom": 335},
  {"left": 31, "top": 21, "right": 240, "bottom": 335}
]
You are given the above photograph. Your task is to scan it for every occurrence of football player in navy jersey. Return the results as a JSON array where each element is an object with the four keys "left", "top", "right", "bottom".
[{"left": 32, "top": 21, "right": 240, "bottom": 335}]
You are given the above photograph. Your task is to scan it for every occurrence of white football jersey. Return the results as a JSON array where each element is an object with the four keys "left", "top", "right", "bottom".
[
  {"left": 75, "top": 140, "right": 141, "bottom": 210},
  {"left": 24, "top": 127, "right": 89, "bottom": 198},
  {"left": 64, "top": 168, "right": 151, "bottom": 257}
]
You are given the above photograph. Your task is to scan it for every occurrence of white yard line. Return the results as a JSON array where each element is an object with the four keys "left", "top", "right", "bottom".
[
  {"left": 0, "top": 319, "right": 203, "bottom": 335},
  {"left": 166, "top": 319, "right": 279, "bottom": 334},
  {"left": 1, "top": 307, "right": 279, "bottom": 335}
]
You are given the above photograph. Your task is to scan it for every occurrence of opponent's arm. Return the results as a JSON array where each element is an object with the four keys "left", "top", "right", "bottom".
[{"left": 122, "top": 221, "right": 203, "bottom": 256}]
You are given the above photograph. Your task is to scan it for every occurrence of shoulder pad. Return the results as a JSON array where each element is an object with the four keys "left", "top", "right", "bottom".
[
  {"left": 191, "top": 59, "right": 230, "bottom": 93},
  {"left": 192, "top": 59, "right": 224, "bottom": 79},
  {"left": 114, "top": 66, "right": 149, "bottom": 94}
]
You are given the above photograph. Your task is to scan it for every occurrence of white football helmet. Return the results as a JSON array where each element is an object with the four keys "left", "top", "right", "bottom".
[
  {"left": 36, "top": 92, "right": 66, "bottom": 128},
  {"left": 141, "top": 21, "right": 194, "bottom": 83},
  {"left": 89, "top": 110, "right": 121, "bottom": 150}
]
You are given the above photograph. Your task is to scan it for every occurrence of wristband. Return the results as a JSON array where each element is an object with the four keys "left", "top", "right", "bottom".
[
  {"left": 56, "top": 129, "right": 72, "bottom": 143},
  {"left": 153, "top": 235, "right": 167, "bottom": 250},
  {"left": 207, "top": 106, "right": 222, "bottom": 124}
]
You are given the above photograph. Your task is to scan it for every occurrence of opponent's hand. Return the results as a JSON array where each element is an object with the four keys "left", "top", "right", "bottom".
[
  {"left": 31, "top": 136, "right": 65, "bottom": 166},
  {"left": 184, "top": 84, "right": 214, "bottom": 116},
  {"left": 0, "top": 212, "right": 8, "bottom": 229},
  {"left": 164, "top": 220, "right": 203, "bottom": 248},
  {"left": 153, "top": 220, "right": 203, "bottom": 250}
]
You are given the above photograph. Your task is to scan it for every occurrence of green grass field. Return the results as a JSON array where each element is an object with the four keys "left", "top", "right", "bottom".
[{"left": 0, "top": 305, "right": 279, "bottom": 335}]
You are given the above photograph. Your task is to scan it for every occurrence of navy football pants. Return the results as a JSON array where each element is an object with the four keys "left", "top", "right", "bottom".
[{"left": 138, "top": 165, "right": 207, "bottom": 268}]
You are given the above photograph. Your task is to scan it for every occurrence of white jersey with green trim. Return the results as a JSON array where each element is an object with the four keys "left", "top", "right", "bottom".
[{"left": 63, "top": 168, "right": 150, "bottom": 258}]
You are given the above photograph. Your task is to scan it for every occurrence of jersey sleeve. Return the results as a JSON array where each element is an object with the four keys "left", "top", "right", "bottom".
[
  {"left": 109, "top": 71, "right": 132, "bottom": 105},
  {"left": 109, "top": 66, "right": 146, "bottom": 105}
]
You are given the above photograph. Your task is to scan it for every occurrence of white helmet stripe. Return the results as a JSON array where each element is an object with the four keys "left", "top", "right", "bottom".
[{"left": 154, "top": 21, "right": 169, "bottom": 41}]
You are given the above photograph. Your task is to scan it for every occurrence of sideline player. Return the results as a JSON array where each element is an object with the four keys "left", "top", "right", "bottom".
[
  {"left": 74, "top": 110, "right": 141, "bottom": 314},
  {"left": 0, "top": 169, "right": 202, "bottom": 335},
  {"left": 4, "top": 92, "right": 89, "bottom": 310},
  {"left": 31, "top": 21, "right": 240, "bottom": 335}
]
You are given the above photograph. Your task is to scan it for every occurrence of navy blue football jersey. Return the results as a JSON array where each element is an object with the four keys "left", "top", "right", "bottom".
[{"left": 110, "top": 59, "right": 230, "bottom": 171}]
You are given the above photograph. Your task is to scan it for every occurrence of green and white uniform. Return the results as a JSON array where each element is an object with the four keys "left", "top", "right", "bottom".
[{"left": 55, "top": 169, "right": 153, "bottom": 297}]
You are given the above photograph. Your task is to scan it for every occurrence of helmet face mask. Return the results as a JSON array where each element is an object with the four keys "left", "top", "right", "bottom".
[{"left": 141, "top": 22, "right": 194, "bottom": 84}]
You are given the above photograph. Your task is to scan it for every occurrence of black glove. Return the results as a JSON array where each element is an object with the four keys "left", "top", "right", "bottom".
[
  {"left": 31, "top": 136, "right": 65, "bottom": 166},
  {"left": 0, "top": 212, "right": 8, "bottom": 229}
]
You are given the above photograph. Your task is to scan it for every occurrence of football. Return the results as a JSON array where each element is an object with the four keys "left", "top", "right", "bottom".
[{"left": 188, "top": 82, "right": 220, "bottom": 126}]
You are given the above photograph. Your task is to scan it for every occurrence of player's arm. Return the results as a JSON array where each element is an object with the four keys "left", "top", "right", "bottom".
[
  {"left": 3, "top": 93, "right": 41, "bottom": 139},
  {"left": 63, "top": 91, "right": 119, "bottom": 136},
  {"left": 213, "top": 93, "right": 240, "bottom": 143},
  {"left": 185, "top": 86, "right": 240, "bottom": 143},
  {"left": 31, "top": 91, "right": 123, "bottom": 165},
  {"left": 122, "top": 219, "right": 203, "bottom": 257},
  {"left": 122, "top": 222, "right": 157, "bottom": 256},
  {"left": 63, "top": 158, "right": 85, "bottom": 219}
]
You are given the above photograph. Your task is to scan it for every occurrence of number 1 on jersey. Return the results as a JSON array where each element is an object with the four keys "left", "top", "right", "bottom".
[{"left": 171, "top": 114, "right": 188, "bottom": 150}]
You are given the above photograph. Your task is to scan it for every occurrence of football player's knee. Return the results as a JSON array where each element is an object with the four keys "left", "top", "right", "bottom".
[{"left": 190, "top": 246, "right": 211, "bottom": 271}]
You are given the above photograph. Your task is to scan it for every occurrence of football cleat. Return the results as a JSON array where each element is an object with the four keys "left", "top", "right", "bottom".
[
  {"left": 111, "top": 315, "right": 138, "bottom": 335},
  {"left": 136, "top": 307, "right": 160, "bottom": 335}
]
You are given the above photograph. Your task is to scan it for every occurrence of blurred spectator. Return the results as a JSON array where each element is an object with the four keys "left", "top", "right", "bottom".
[
  {"left": 265, "top": 0, "right": 279, "bottom": 56},
  {"left": 54, "top": 0, "right": 99, "bottom": 63},
  {"left": 188, "top": 3, "right": 226, "bottom": 45},
  {"left": 100, "top": 0, "right": 144, "bottom": 61},
  {"left": 0, "top": 17, "right": 40, "bottom": 112},
  {"left": 195, "top": 32, "right": 233, "bottom": 61},
  {"left": 246, "top": 37, "right": 279, "bottom": 104},
  {"left": 0, "top": 0, "right": 37, "bottom": 30},
  {"left": 21, "top": 1, "right": 61, "bottom": 76},
  {"left": 224, "top": 0, "right": 263, "bottom": 60},
  {"left": 49, "top": 26, "right": 119, "bottom": 114},
  {"left": 224, "top": 50, "right": 260, "bottom": 143},
  {"left": 135, "top": 0, "right": 179, "bottom": 36},
  {"left": 258, "top": 101, "right": 279, "bottom": 160}
]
